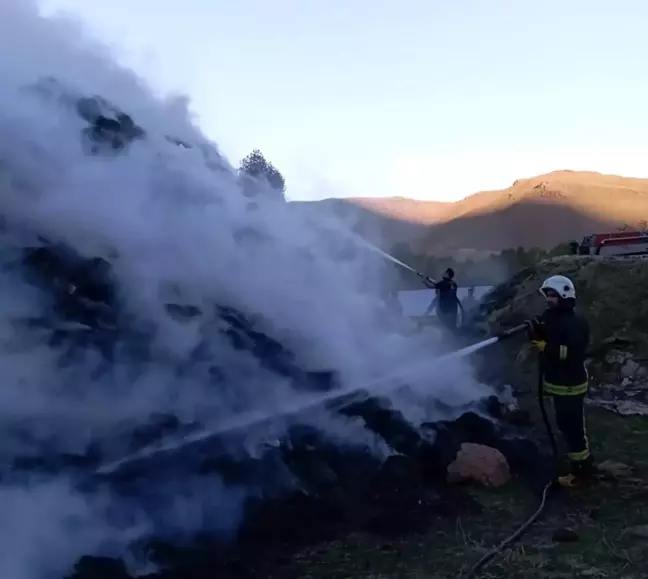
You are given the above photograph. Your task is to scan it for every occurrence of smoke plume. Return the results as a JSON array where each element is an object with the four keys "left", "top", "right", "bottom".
[{"left": 0, "top": 0, "right": 493, "bottom": 576}]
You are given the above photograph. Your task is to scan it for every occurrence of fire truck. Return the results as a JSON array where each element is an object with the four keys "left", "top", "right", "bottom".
[{"left": 577, "top": 230, "right": 648, "bottom": 258}]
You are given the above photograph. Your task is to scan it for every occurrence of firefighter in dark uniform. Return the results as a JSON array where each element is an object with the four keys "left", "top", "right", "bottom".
[
  {"left": 423, "top": 268, "right": 462, "bottom": 330},
  {"left": 527, "top": 274, "right": 593, "bottom": 488}
]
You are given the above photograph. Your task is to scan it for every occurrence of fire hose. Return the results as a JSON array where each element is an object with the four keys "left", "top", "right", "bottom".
[{"left": 460, "top": 349, "right": 559, "bottom": 578}]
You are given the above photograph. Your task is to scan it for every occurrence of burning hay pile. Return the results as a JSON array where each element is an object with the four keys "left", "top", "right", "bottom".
[
  {"left": 4, "top": 240, "right": 547, "bottom": 579},
  {"left": 69, "top": 408, "right": 546, "bottom": 579},
  {"left": 0, "top": 46, "right": 549, "bottom": 578}
]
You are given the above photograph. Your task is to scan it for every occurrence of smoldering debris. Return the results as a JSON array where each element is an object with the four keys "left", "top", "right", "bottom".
[
  {"left": 0, "top": 237, "right": 548, "bottom": 579},
  {"left": 0, "top": 3, "right": 550, "bottom": 578}
]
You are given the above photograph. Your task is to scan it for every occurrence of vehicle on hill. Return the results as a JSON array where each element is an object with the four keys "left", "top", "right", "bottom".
[{"left": 577, "top": 230, "right": 648, "bottom": 258}]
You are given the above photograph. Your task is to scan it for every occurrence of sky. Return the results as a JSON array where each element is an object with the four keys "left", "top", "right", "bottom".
[{"left": 37, "top": 0, "right": 648, "bottom": 202}]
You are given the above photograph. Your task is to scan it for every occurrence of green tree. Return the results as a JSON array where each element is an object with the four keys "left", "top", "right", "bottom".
[
  {"left": 239, "top": 149, "right": 286, "bottom": 197},
  {"left": 548, "top": 241, "right": 574, "bottom": 257}
]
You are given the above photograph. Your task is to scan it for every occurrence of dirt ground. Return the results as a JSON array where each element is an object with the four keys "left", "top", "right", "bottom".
[{"left": 286, "top": 407, "right": 648, "bottom": 579}]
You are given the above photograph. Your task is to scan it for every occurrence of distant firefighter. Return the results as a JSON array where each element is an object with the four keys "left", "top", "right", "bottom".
[
  {"left": 462, "top": 286, "right": 477, "bottom": 312},
  {"left": 424, "top": 268, "right": 462, "bottom": 330}
]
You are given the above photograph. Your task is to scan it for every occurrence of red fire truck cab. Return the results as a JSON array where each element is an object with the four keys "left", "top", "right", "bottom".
[{"left": 578, "top": 230, "right": 648, "bottom": 257}]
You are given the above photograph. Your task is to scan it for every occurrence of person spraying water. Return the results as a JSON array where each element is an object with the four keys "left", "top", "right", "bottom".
[
  {"left": 342, "top": 232, "right": 468, "bottom": 330},
  {"left": 423, "top": 268, "right": 464, "bottom": 331},
  {"left": 526, "top": 274, "right": 593, "bottom": 488},
  {"left": 462, "top": 274, "right": 593, "bottom": 578}
]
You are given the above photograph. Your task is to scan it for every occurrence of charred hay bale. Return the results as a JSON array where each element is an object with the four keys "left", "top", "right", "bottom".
[
  {"left": 10, "top": 241, "right": 549, "bottom": 575},
  {"left": 239, "top": 491, "right": 348, "bottom": 548},
  {"left": 215, "top": 306, "right": 338, "bottom": 390},
  {"left": 76, "top": 95, "right": 146, "bottom": 153},
  {"left": 22, "top": 245, "right": 115, "bottom": 306},
  {"left": 280, "top": 424, "right": 381, "bottom": 491},
  {"left": 143, "top": 539, "right": 289, "bottom": 579},
  {"left": 95, "top": 394, "right": 545, "bottom": 495},
  {"left": 19, "top": 243, "right": 340, "bottom": 395},
  {"left": 10, "top": 448, "right": 101, "bottom": 477},
  {"left": 438, "top": 401, "right": 545, "bottom": 489},
  {"left": 7, "top": 413, "right": 201, "bottom": 480},
  {"left": 67, "top": 556, "right": 131, "bottom": 579},
  {"left": 339, "top": 396, "right": 428, "bottom": 456},
  {"left": 7, "top": 386, "right": 545, "bottom": 502},
  {"left": 65, "top": 401, "right": 547, "bottom": 579},
  {"left": 339, "top": 394, "right": 546, "bottom": 484}
]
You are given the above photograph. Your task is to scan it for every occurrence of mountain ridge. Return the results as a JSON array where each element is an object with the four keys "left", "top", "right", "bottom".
[{"left": 298, "top": 170, "right": 648, "bottom": 253}]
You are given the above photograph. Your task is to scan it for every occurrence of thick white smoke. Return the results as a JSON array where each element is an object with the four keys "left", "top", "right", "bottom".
[{"left": 0, "top": 0, "right": 493, "bottom": 576}]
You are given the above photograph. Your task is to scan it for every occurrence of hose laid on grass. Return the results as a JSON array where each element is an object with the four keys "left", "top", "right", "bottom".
[
  {"left": 460, "top": 352, "right": 558, "bottom": 578},
  {"left": 460, "top": 480, "right": 553, "bottom": 578}
]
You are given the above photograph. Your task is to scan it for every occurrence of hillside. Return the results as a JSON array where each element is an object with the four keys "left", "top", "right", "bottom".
[
  {"left": 292, "top": 196, "right": 448, "bottom": 247},
  {"left": 344, "top": 196, "right": 451, "bottom": 225},
  {"left": 422, "top": 171, "right": 648, "bottom": 252},
  {"left": 301, "top": 171, "right": 648, "bottom": 253}
]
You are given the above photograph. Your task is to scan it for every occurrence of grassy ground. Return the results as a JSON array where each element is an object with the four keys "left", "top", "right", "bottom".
[{"left": 287, "top": 408, "right": 648, "bottom": 579}]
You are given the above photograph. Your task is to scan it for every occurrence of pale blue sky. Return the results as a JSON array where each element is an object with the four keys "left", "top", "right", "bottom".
[{"left": 39, "top": 0, "right": 648, "bottom": 201}]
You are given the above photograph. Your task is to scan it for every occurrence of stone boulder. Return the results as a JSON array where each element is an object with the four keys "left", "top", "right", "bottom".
[{"left": 446, "top": 442, "right": 511, "bottom": 487}]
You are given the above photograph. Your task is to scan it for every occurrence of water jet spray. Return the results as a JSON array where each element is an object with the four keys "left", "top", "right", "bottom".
[
  {"left": 97, "top": 324, "right": 529, "bottom": 476},
  {"left": 348, "top": 233, "right": 430, "bottom": 279},
  {"left": 314, "top": 218, "right": 437, "bottom": 286}
]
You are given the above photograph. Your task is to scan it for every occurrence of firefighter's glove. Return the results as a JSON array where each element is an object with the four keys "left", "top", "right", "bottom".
[
  {"left": 531, "top": 340, "right": 547, "bottom": 352},
  {"left": 419, "top": 275, "right": 436, "bottom": 289}
]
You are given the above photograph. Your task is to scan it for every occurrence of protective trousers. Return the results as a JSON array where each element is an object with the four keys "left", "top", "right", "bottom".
[
  {"left": 437, "top": 308, "right": 458, "bottom": 330},
  {"left": 552, "top": 393, "right": 592, "bottom": 472}
]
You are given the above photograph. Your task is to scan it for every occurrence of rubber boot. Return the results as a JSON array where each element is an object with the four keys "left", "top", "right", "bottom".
[{"left": 557, "top": 456, "right": 594, "bottom": 489}]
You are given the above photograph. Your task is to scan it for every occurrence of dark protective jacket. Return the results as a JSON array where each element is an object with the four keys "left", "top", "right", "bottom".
[
  {"left": 533, "top": 306, "right": 590, "bottom": 396},
  {"left": 435, "top": 278, "right": 459, "bottom": 312}
]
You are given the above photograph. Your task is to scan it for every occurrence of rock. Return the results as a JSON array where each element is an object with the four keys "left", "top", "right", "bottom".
[
  {"left": 588, "top": 399, "right": 648, "bottom": 416},
  {"left": 621, "top": 377, "right": 632, "bottom": 388},
  {"left": 621, "top": 359, "right": 640, "bottom": 378},
  {"left": 446, "top": 443, "right": 511, "bottom": 487},
  {"left": 552, "top": 528, "right": 579, "bottom": 543},
  {"left": 596, "top": 460, "right": 633, "bottom": 478}
]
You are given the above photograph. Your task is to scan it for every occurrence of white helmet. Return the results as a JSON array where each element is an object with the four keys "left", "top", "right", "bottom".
[{"left": 540, "top": 275, "right": 576, "bottom": 299}]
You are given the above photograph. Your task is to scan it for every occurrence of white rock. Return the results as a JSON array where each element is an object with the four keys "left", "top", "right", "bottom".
[{"left": 621, "top": 359, "right": 640, "bottom": 378}]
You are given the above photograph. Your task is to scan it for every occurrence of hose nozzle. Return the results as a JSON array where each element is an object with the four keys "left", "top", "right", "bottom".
[{"left": 495, "top": 323, "right": 529, "bottom": 341}]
